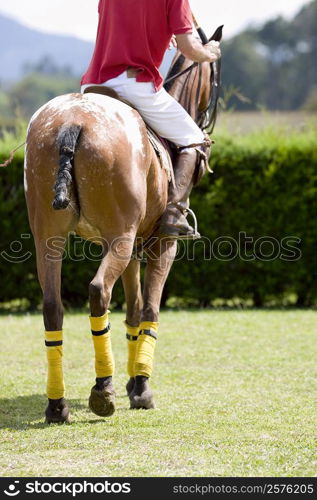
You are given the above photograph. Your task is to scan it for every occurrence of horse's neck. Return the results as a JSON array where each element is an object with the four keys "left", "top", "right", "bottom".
[
  {"left": 167, "top": 58, "right": 194, "bottom": 109},
  {"left": 167, "top": 60, "right": 210, "bottom": 124}
]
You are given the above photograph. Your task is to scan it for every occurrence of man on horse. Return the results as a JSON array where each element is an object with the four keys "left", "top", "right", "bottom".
[{"left": 81, "top": 0, "right": 221, "bottom": 239}]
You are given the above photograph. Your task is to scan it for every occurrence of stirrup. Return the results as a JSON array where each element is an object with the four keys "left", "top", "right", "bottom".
[
  {"left": 183, "top": 206, "right": 200, "bottom": 240},
  {"left": 166, "top": 202, "right": 201, "bottom": 240}
]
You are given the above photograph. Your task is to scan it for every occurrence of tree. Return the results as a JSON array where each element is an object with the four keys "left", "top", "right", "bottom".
[
  {"left": 221, "top": 0, "right": 317, "bottom": 110},
  {"left": 221, "top": 31, "right": 268, "bottom": 110},
  {"left": 302, "top": 86, "right": 317, "bottom": 110}
]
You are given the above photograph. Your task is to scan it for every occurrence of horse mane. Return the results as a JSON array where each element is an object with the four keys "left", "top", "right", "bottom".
[{"left": 163, "top": 54, "right": 185, "bottom": 92}]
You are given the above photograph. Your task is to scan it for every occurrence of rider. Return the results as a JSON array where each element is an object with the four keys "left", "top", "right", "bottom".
[{"left": 81, "top": 0, "right": 221, "bottom": 239}]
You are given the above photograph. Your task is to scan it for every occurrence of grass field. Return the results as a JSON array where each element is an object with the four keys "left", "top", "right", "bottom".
[
  {"left": 217, "top": 111, "right": 317, "bottom": 134},
  {"left": 0, "top": 310, "right": 316, "bottom": 477}
]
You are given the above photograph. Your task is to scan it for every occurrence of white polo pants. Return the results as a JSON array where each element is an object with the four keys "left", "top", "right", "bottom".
[{"left": 81, "top": 71, "right": 205, "bottom": 147}]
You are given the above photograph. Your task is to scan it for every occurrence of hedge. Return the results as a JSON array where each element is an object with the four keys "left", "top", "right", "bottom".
[
  {"left": 0, "top": 126, "right": 316, "bottom": 309},
  {"left": 172, "top": 127, "right": 317, "bottom": 307}
]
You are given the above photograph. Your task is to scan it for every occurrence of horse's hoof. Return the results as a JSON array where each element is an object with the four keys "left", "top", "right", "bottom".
[
  {"left": 45, "top": 398, "right": 70, "bottom": 424},
  {"left": 129, "top": 389, "right": 156, "bottom": 409},
  {"left": 89, "top": 384, "right": 116, "bottom": 417},
  {"left": 126, "top": 377, "right": 135, "bottom": 396},
  {"left": 129, "top": 378, "right": 155, "bottom": 410}
]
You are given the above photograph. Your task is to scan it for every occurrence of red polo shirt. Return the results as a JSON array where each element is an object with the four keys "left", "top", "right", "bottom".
[{"left": 81, "top": 0, "right": 193, "bottom": 91}]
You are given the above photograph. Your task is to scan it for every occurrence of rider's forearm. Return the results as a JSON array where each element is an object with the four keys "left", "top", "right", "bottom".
[{"left": 175, "top": 33, "right": 219, "bottom": 63}]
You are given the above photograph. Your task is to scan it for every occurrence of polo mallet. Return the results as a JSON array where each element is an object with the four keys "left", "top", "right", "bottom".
[{"left": 191, "top": 12, "right": 209, "bottom": 45}]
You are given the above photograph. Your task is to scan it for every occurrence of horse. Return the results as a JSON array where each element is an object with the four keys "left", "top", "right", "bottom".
[{"left": 24, "top": 26, "right": 223, "bottom": 423}]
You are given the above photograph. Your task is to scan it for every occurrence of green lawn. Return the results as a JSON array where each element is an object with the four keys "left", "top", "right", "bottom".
[{"left": 0, "top": 310, "right": 316, "bottom": 477}]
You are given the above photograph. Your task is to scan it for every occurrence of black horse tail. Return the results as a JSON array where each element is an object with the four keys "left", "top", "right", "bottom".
[{"left": 53, "top": 124, "right": 82, "bottom": 210}]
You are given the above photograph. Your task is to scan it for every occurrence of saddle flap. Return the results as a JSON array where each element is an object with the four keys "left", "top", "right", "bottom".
[{"left": 146, "top": 128, "right": 174, "bottom": 184}]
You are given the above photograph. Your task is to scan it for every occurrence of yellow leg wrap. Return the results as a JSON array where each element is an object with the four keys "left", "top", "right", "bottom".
[
  {"left": 90, "top": 312, "right": 114, "bottom": 378},
  {"left": 45, "top": 331, "right": 65, "bottom": 400},
  {"left": 134, "top": 321, "right": 159, "bottom": 378},
  {"left": 125, "top": 322, "right": 140, "bottom": 378}
]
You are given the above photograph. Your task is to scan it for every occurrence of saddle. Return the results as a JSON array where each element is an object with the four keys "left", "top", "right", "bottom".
[{"left": 83, "top": 86, "right": 174, "bottom": 183}]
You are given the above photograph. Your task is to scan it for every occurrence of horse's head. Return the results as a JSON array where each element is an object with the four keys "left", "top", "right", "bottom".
[{"left": 164, "top": 25, "right": 223, "bottom": 134}]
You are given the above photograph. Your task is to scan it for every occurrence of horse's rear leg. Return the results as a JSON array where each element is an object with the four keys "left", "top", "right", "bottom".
[
  {"left": 121, "top": 260, "right": 143, "bottom": 396},
  {"left": 36, "top": 238, "right": 70, "bottom": 424},
  {"left": 129, "top": 239, "right": 177, "bottom": 409},
  {"left": 88, "top": 236, "right": 135, "bottom": 417}
]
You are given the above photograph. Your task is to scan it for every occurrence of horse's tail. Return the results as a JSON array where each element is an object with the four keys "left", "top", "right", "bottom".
[{"left": 53, "top": 124, "right": 82, "bottom": 210}]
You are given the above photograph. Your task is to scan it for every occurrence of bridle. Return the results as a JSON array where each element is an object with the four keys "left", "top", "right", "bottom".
[{"left": 164, "top": 25, "right": 223, "bottom": 135}]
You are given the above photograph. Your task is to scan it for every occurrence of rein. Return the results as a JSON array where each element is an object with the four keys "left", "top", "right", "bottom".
[
  {"left": 200, "top": 59, "right": 222, "bottom": 134},
  {"left": 0, "top": 141, "right": 26, "bottom": 168},
  {"left": 164, "top": 61, "right": 198, "bottom": 86}
]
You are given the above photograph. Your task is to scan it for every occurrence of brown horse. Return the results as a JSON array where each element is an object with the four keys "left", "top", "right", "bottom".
[{"left": 24, "top": 27, "right": 222, "bottom": 423}]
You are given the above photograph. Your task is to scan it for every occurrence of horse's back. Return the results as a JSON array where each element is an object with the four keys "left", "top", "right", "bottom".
[{"left": 27, "top": 92, "right": 148, "bottom": 165}]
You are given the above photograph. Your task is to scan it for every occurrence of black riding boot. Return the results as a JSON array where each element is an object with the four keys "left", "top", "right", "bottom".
[{"left": 159, "top": 148, "right": 200, "bottom": 240}]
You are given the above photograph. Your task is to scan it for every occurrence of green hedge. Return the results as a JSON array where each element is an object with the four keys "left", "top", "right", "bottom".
[
  {"left": 0, "top": 127, "right": 316, "bottom": 309},
  {"left": 171, "top": 128, "right": 317, "bottom": 307}
]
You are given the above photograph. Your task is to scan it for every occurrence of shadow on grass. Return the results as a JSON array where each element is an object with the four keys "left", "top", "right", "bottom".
[
  {"left": 0, "top": 394, "right": 87, "bottom": 430},
  {"left": 0, "top": 394, "right": 134, "bottom": 429}
]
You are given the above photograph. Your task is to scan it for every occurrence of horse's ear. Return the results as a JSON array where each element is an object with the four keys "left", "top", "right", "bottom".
[{"left": 209, "top": 25, "right": 224, "bottom": 42}]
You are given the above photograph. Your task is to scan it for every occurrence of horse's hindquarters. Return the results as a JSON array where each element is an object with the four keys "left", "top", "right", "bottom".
[{"left": 25, "top": 93, "right": 151, "bottom": 239}]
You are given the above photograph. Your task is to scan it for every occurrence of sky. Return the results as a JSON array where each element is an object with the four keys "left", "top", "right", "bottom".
[{"left": 0, "top": 0, "right": 310, "bottom": 41}]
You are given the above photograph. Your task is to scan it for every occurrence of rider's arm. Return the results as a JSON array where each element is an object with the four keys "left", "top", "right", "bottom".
[{"left": 176, "top": 33, "right": 221, "bottom": 63}]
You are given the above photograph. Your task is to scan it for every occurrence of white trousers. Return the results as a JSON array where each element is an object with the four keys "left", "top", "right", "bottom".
[{"left": 81, "top": 72, "right": 205, "bottom": 147}]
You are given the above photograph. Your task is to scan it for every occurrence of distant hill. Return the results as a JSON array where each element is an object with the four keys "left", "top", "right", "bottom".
[
  {"left": 0, "top": 13, "right": 94, "bottom": 82},
  {"left": 1, "top": 1, "right": 316, "bottom": 111}
]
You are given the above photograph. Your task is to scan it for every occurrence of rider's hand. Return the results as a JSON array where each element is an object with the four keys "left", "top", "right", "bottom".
[
  {"left": 205, "top": 41, "right": 221, "bottom": 63},
  {"left": 176, "top": 34, "right": 221, "bottom": 64}
]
